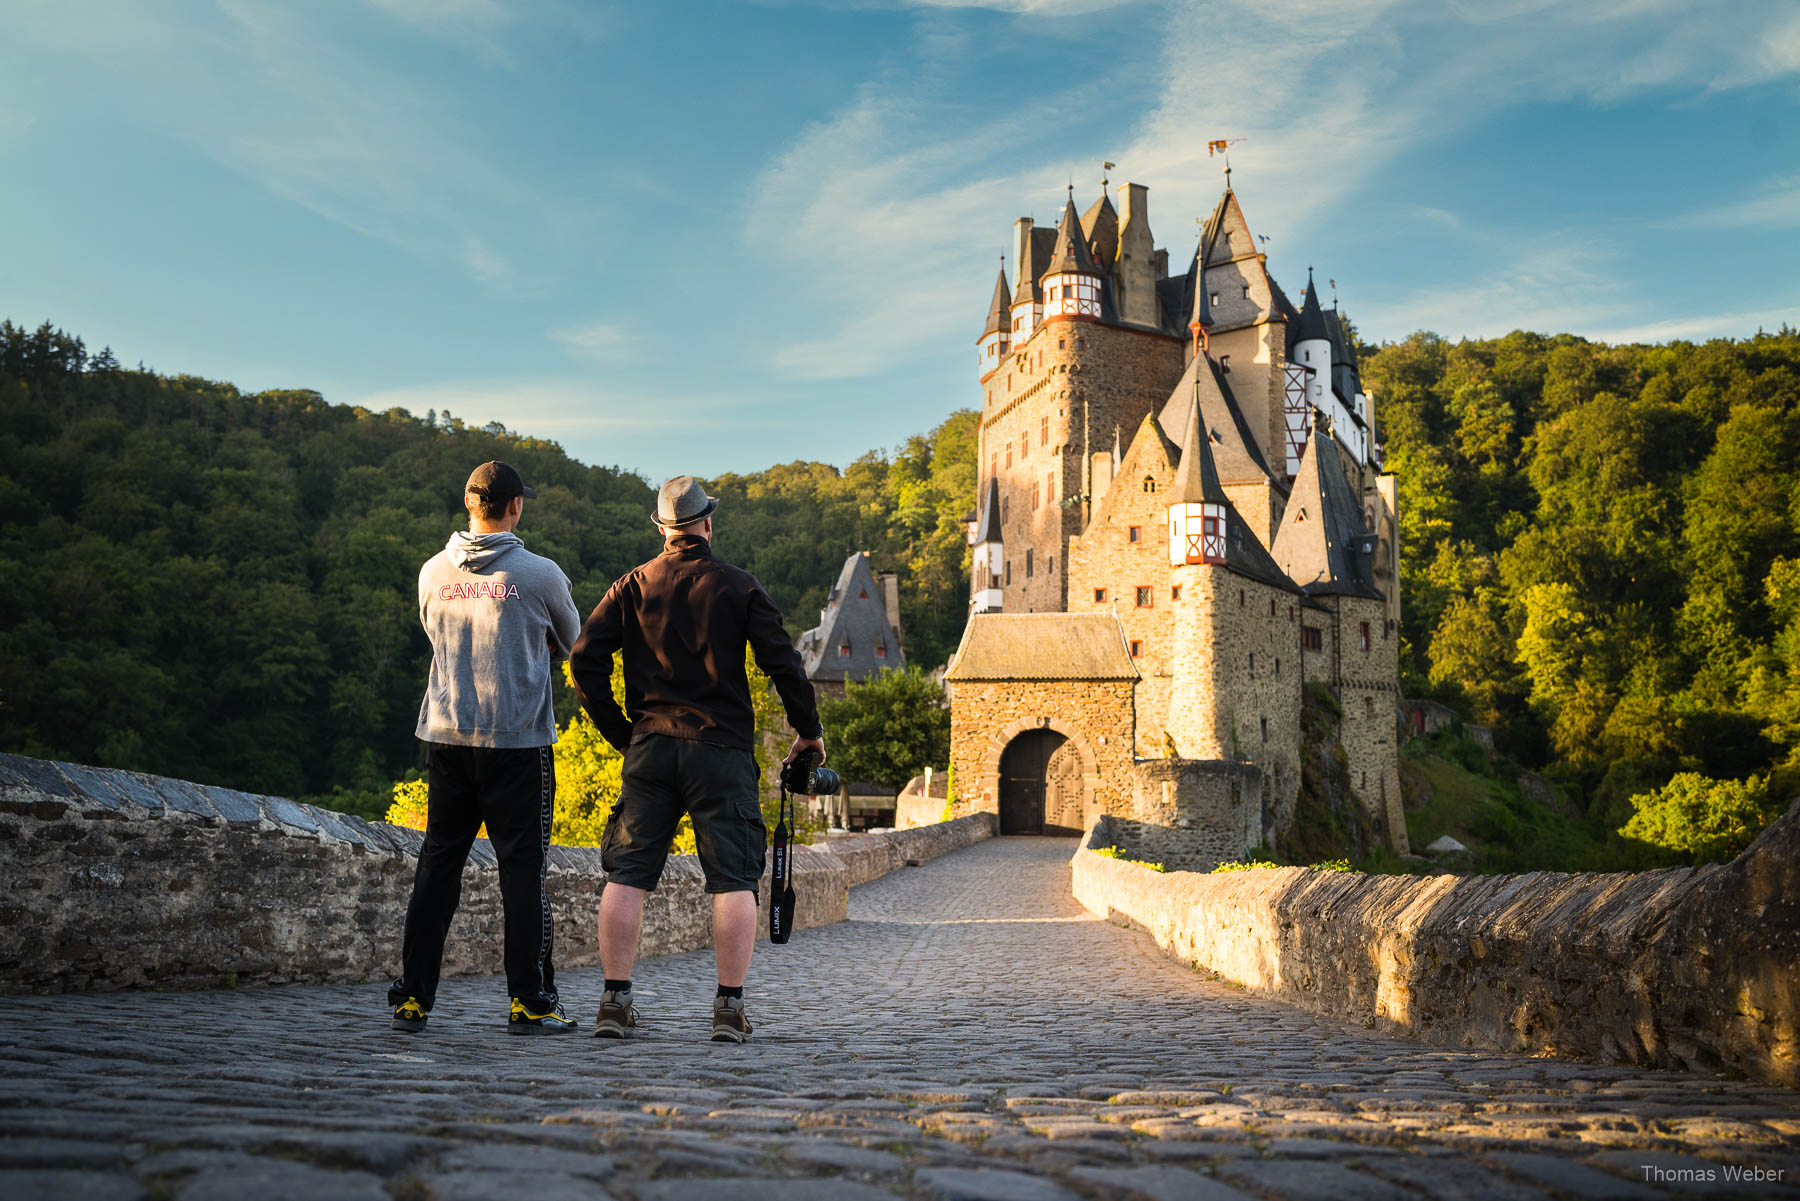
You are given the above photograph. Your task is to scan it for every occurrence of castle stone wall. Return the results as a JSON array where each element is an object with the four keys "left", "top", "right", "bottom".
[
  {"left": 979, "top": 321, "right": 1184, "bottom": 615},
  {"left": 1119, "top": 758, "right": 1262, "bottom": 869},
  {"left": 1073, "top": 806, "right": 1800, "bottom": 1086},
  {"left": 0, "top": 754, "right": 990, "bottom": 995}
]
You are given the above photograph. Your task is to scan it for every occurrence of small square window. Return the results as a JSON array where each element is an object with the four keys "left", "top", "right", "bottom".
[
  {"left": 1128, "top": 526, "right": 1141, "bottom": 543},
  {"left": 838, "top": 641, "right": 851, "bottom": 657},
  {"left": 1129, "top": 640, "right": 1142, "bottom": 657},
  {"left": 1170, "top": 584, "right": 1182, "bottom": 601},
  {"left": 1094, "top": 588, "right": 1107, "bottom": 603},
  {"left": 1058, "top": 338, "right": 1066, "bottom": 349},
  {"left": 1136, "top": 586, "right": 1152, "bottom": 608}
]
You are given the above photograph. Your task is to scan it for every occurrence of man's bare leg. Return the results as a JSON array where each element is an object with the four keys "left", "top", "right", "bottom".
[
  {"left": 712, "top": 889, "right": 756, "bottom": 988},
  {"left": 598, "top": 882, "right": 646, "bottom": 982}
]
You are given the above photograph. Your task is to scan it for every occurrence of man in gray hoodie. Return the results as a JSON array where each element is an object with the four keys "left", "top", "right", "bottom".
[{"left": 389, "top": 460, "right": 583, "bottom": 1035}]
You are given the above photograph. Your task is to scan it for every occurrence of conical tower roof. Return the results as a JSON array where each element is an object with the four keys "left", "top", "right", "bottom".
[
  {"left": 1171, "top": 390, "right": 1228, "bottom": 505},
  {"left": 982, "top": 267, "right": 1012, "bottom": 339},
  {"left": 1189, "top": 236, "right": 1213, "bottom": 331},
  {"left": 1271, "top": 427, "right": 1381, "bottom": 599},
  {"left": 1080, "top": 190, "right": 1119, "bottom": 271},
  {"left": 1157, "top": 354, "right": 1277, "bottom": 487},
  {"left": 972, "top": 475, "right": 1003, "bottom": 545},
  {"left": 1296, "top": 267, "right": 1329, "bottom": 343},
  {"left": 1044, "top": 194, "right": 1102, "bottom": 277}
]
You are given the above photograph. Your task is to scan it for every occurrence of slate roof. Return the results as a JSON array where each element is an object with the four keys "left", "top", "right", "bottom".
[
  {"left": 1080, "top": 190, "right": 1119, "bottom": 271},
  {"left": 972, "top": 476, "right": 1002, "bottom": 545},
  {"left": 1270, "top": 429, "right": 1382, "bottom": 600},
  {"left": 1044, "top": 196, "right": 1102, "bottom": 277},
  {"left": 944, "top": 613, "right": 1139, "bottom": 681},
  {"left": 1170, "top": 391, "right": 1227, "bottom": 505},
  {"left": 1156, "top": 354, "right": 1279, "bottom": 487},
  {"left": 982, "top": 268, "right": 1012, "bottom": 339},
  {"left": 1295, "top": 269, "right": 1330, "bottom": 343},
  {"left": 798, "top": 553, "right": 906, "bottom": 683}
]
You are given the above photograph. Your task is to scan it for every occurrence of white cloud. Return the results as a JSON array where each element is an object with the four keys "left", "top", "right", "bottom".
[
  {"left": 548, "top": 321, "right": 637, "bottom": 363},
  {"left": 7, "top": 0, "right": 588, "bottom": 288},
  {"left": 1665, "top": 172, "right": 1800, "bottom": 232},
  {"left": 1586, "top": 308, "right": 1798, "bottom": 344},
  {"left": 750, "top": 0, "right": 1800, "bottom": 378}
]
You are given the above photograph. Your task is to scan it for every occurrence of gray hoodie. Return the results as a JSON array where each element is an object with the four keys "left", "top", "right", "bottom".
[{"left": 415, "top": 531, "right": 582, "bottom": 749}]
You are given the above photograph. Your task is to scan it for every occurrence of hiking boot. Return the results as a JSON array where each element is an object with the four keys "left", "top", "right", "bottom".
[
  {"left": 508, "top": 998, "right": 577, "bottom": 1035},
  {"left": 594, "top": 988, "right": 638, "bottom": 1039},
  {"left": 711, "top": 995, "right": 752, "bottom": 1043},
  {"left": 391, "top": 998, "right": 428, "bottom": 1033}
]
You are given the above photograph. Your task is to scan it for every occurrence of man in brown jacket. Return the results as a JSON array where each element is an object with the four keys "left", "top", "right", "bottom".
[{"left": 570, "top": 476, "right": 824, "bottom": 1042}]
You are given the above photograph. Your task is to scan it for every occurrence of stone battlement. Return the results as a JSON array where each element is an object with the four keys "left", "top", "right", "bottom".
[{"left": 0, "top": 753, "right": 994, "bottom": 994}]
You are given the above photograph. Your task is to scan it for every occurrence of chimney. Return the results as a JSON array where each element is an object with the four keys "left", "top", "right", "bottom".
[
  {"left": 879, "top": 571, "right": 902, "bottom": 641},
  {"left": 1013, "top": 218, "right": 1035, "bottom": 292}
]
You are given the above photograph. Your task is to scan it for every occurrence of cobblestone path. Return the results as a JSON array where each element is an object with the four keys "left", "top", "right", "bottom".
[{"left": 3, "top": 837, "right": 1798, "bottom": 1200}]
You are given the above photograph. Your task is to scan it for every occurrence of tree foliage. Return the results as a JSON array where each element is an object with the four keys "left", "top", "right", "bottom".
[
  {"left": 0, "top": 320, "right": 975, "bottom": 809},
  {"left": 815, "top": 667, "right": 951, "bottom": 789},
  {"left": 1364, "top": 324, "right": 1800, "bottom": 855},
  {"left": 1617, "top": 772, "right": 1785, "bottom": 863}
]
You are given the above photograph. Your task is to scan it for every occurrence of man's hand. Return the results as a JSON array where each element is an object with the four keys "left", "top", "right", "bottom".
[{"left": 784, "top": 735, "right": 826, "bottom": 765}]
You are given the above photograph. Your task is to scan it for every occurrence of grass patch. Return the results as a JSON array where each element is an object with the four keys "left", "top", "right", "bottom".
[
  {"left": 1092, "top": 845, "right": 1166, "bottom": 871},
  {"left": 1402, "top": 742, "right": 1623, "bottom": 873}
]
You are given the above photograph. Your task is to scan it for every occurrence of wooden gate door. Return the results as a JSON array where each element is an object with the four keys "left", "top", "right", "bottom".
[{"left": 998, "top": 729, "right": 1066, "bottom": 835}]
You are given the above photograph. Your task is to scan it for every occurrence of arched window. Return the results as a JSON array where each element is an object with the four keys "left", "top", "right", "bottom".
[{"left": 1142, "top": 476, "right": 1156, "bottom": 493}]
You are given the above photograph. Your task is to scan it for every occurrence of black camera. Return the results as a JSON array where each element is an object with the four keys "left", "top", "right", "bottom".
[{"left": 780, "top": 750, "right": 840, "bottom": 797}]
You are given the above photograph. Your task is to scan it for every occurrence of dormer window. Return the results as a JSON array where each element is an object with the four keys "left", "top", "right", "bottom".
[
  {"left": 875, "top": 639, "right": 887, "bottom": 659},
  {"left": 1142, "top": 476, "right": 1157, "bottom": 493},
  {"left": 838, "top": 640, "right": 851, "bottom": 657}
]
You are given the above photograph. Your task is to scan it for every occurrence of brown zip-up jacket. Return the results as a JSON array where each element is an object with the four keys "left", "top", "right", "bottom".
[{"left": 570, "top": 534, "right": 822, "bottom": 753}]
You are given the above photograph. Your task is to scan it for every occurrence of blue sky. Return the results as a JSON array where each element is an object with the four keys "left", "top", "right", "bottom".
[{"left": 3, "top": 0, "right": 1797, "bottom": 482}]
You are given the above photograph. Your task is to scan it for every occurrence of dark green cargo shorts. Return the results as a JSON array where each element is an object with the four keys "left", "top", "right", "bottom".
[{"left": 601, "top": 734, "right": 766, "bottom": 894}]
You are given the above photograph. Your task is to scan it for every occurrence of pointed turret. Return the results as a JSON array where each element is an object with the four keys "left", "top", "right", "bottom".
[
  {"left": 1168, "top": 388, "right": 1228, "bottom": 568},
  {"left": 983, "top": 268, "right": 1012, "bottom": 339},
  {"left": 1170, "top": 391, "right": 1227, "bottom": 506},
  {"left": 978, "top": 265, "right": 1012, "bottom": 375},
  {"left": 970, "top": 476, "right": 1004, "bottom": 613},
  {"left": 1042, "top": 194, "right": 1104, "bottom": 324},
  {"left": 1080, "top": 189, "right": 1119, "bottom": 272},
  {"left": 1271, "top": 429, "right": 1381, "bottom": 599},
  {"left": 1045, "top": 195, "right": 1102, "bottom": 277},
  {"left": 1296, "top": 268, "right": 1329, "bottom": 343}
]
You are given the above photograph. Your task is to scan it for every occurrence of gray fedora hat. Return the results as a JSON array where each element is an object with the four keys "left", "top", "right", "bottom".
[{"left": 652, "top": 475, "right": 719, "bottom": 529}]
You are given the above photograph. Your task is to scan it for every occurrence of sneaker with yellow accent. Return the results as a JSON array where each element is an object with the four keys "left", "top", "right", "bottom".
[
  {"left": 508, "top": 998, "right": 577, "bottom": 1034},
  {"left": 391, "top": 998, "right": 428, "bottom": 1033}
]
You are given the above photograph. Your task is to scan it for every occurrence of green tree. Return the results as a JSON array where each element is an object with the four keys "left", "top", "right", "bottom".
[
  {"left": 816, "top": 667, "right": 950, "bottom": 789},
  {"left": 1618, "top": 772, "right": 1786, "bottom": 863}
]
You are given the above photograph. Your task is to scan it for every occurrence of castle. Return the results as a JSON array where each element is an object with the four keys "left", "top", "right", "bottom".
[{"left": 943, "top": 178, "right": 1406, "bottom": 861}]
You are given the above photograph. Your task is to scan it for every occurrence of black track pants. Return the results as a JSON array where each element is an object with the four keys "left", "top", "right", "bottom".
[{"left": 389, "top": 743, "right": 557, "bottom": 1012}]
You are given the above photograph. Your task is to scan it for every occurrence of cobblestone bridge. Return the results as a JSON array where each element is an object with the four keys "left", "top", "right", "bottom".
[{"left": 3, "top": 838, "right": 1797, "bottom": 1200}]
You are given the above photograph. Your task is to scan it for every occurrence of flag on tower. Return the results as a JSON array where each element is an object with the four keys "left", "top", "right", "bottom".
[{"left": 1207, "top": 138, "right": 1244, "bottom": 157}]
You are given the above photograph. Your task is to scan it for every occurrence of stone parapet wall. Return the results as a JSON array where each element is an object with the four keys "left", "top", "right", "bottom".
[
  {"left": 0, "top": 754, "right": 989, "bottom": 995},
  {"left": 1073, "top": 808, "right": 1800, "bottom": 1086},
  {"left": 820, "top": 812, "right": 998, "bottom": 887},
  {"left": 1122, "top": 759, "right": 1261, "bottom": 869}
]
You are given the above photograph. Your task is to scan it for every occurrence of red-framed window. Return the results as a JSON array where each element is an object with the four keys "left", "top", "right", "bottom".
[
  {"left": 1041, "top": 416, "right": 1049, "bottom": 445},
  {"left": 1094, "top": 587, "right": 1107, "bottom": 603},
  {"left": 1171, "top": 584, "right": 1182, "bottom": 601},
  {"left": 1302, "top": 627, "right": 1323, "bottom": 651},
  {"left": 838, "top": 640, "right": 851, "bottom": 657},
  {"left": 1128, "top": 525, "right": 1141, "bottom": 543},
  {"left": 1135, "top": 586, "right": 1152, "bottom": 608}
]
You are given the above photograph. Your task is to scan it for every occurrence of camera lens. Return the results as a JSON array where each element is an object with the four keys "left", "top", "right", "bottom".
[{"left": 811, "top": 766, "right": 841, "bottom": 796}]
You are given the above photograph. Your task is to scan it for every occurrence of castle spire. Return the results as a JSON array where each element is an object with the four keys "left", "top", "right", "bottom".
[
  {"left": 1171, "top": 387, "right": 1227, "bottom": 506},
  {"left": 1297, "top": 266, "right": 1329, "bottom": 343},
  {"left": 1045, "top": 195, "right": 1101, "bottom": 277},
  {"left": 983, "top": 264, "right": 1012, "bottom": 339}
]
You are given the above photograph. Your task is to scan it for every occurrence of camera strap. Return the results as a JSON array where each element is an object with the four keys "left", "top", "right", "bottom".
[{"left": 769, "top": 781, "right": 795, "bottom": 944}]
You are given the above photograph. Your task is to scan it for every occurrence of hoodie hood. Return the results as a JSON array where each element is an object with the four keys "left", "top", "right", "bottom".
[{"left": 446, "top": 530, "right": 524, "bottom": 573}]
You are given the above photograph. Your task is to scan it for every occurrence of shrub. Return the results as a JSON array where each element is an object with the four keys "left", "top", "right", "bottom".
[
  {"left": 1619, "top": 772, "right": 1784, "bottom": 863},
  {"left": 1212, "top": 858, "right": 1281, "bottom": 872}
]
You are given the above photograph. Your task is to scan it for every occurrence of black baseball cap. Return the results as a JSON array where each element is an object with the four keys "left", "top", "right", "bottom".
[{"left": 464, "top": 460, "right": 537, "bottom": 503}]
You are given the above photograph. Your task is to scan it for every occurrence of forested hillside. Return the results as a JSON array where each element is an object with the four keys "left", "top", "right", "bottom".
[
  {"left": 5, "top": 318, "right": 1799, "bottom": 853},
  {"left": 1365, "top": 326, "right": 1800, "bottom": 834},
  {"left": 0, "top": 321, "right": 972, "bottom": 804}
]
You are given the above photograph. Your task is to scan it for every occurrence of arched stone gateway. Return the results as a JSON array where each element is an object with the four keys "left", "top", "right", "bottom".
[{"left": 996, "top": 728, "right": 1088, "bottom": 835}]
